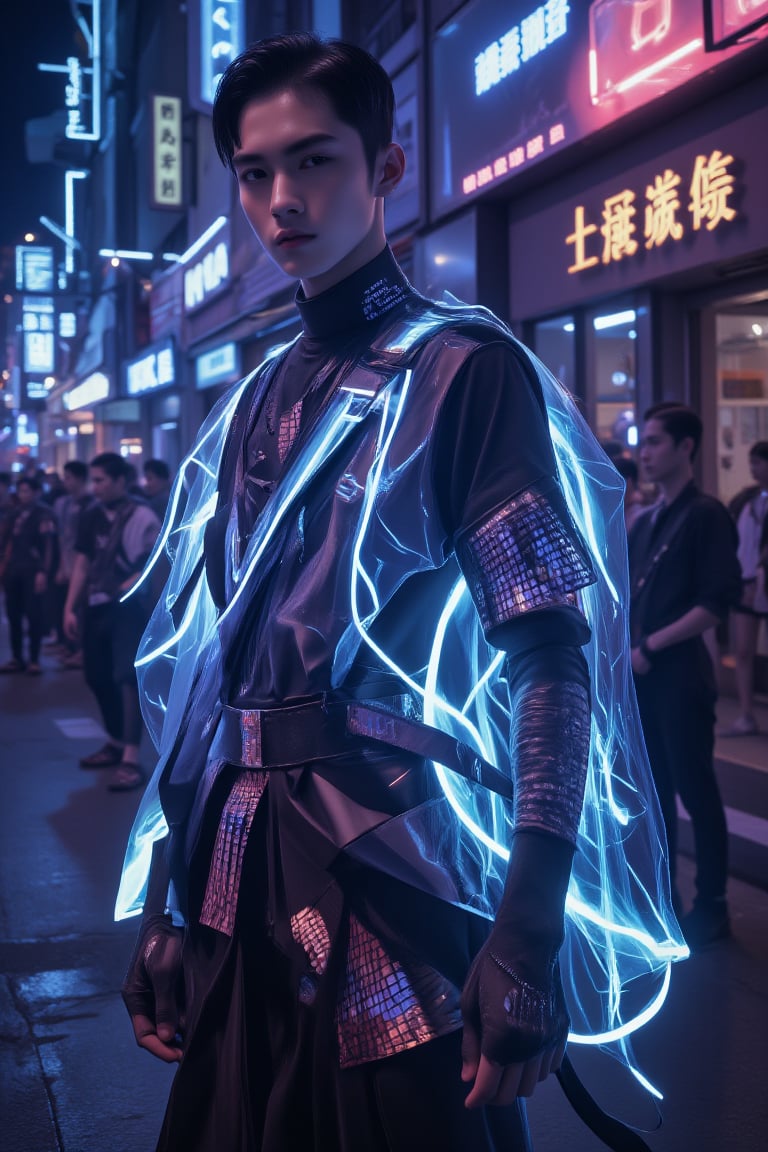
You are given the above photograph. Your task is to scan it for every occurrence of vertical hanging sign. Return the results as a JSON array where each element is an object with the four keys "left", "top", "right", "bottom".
[
  {"left": 151, "top": 95, "right": 184, "bottom": 209},
  {"left": 200, "top": 0, "right": 245, "bottom": 105}
]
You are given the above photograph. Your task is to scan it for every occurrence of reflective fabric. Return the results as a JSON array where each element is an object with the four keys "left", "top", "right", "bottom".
[{"left": 457, "top": 483, "right": 594, "bottom": 630}]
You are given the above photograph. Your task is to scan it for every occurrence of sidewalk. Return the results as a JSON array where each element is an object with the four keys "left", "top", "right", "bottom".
[{"left": 0, "top": 642, "right": 175, "bottom": 1151}]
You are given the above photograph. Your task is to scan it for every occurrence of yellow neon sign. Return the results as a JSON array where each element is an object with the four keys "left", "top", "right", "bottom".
[{"left": 567, "top": 150, "right": 737, "bottom": 274}]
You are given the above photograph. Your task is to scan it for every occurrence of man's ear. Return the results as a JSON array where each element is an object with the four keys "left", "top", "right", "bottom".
[{"left": 374, "top": 142, "right": 406, "bottom": 198}]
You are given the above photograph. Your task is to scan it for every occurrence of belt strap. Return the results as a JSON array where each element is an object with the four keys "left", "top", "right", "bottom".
[
  {"left": 210, "top": 694, "right": 414, "bottom": 770},
  {"left": 346, "top": 703, "right": 515, "bottom": 801}
]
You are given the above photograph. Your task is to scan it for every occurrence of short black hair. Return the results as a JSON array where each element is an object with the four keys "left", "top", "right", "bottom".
[
  {"left": 16, "top": 475, "right": 41, "bottom": 492},
  {"left": 90, "top": 452, "right": 128, "bottom": 481},
  {"left": 0, "top": 471, "right": 11, "bottom": 486},
  {"left": 749, "top": 440, "right": 768, "bottom": 462},
  {"left": 644, "top": 403, "right": 702, "bottom": 460},
  {"left": 212, "top": 32, "right": 394, "bottom": 180},
  {"left": 63, "top": 460, "right": 88, "bottom": 482},
  {"left": 144, "top": 458, "right": 170, "bottom": 481}
]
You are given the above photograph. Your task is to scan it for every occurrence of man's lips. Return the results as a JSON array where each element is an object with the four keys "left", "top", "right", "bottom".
[{"left": 275, "top": 231, "right": 314, "bottom": 247}]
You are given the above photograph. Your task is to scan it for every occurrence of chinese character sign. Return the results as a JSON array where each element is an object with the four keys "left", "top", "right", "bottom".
[
  {"left": 152, "top": 95, "right": 183, "bottom": 209},
  {"left": 566, "top": 150, "right": 739, "bottom": 273},
  {"left": 474, "top": 2, "right": 570, "bottom": 95}
]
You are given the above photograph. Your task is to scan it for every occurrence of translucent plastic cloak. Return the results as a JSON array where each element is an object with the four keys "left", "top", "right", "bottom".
[{"left": 116, "top": 300, "right": 687, "bottom": 1090}]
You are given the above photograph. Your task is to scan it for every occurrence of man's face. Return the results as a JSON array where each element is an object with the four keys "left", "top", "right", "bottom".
[
  {"left": 233, "top": 87, "right": 393, "bottom": 298},
  {"left": 639, "top": 418, "right": 691, "bottom": 485},
  {"left": 143, "top": 471, "right": 163, "bottom": 497},
  {"left": 749, "top": 453, "right": 768, "bottom": 489},
  {"left": 90, "top": 467, "right": 125, "bottom": 505},
  {"left": 63, "top": 470, "right": 82, "bottom": 495},
  {"left": 16, "top": 482, "right": 35, "bottom": 506}
]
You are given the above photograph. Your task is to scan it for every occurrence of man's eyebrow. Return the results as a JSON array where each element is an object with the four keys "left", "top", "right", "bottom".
[{"left": 233, "top": 133, "right": 339, "bottom": 166}]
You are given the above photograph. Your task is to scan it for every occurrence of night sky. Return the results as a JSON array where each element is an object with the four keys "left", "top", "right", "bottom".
[{"left": 0, "top": 1, "right": 82, "bottom": 286}]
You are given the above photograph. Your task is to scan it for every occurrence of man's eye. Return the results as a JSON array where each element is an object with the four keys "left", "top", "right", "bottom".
[
  {"left": 240, "top": 168, "right": 266, "bottom": 183},
  {"left": 303, "top": 155, "right": 332, "bottom": 168}
]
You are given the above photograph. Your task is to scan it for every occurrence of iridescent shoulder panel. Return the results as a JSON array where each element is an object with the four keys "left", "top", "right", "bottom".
[{"left": 457, "top": 483, "right": 595, "bottom": 631}]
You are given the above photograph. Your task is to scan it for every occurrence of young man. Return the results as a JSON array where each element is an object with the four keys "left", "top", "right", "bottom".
[
  {"left": 142, "top": 458, "right": 173, "bottom": 522},
  {"left": 0, "top": 475, "right": 57, "bottom": 675},
  {"left": 52, "top": 460, "right": 94, "bottom": 666},
  {"left": 118, "top": 35, "right": 683, "bottom": 1152},
  {"left": 64, "top": 453, "right": 160, "bottom": 790},
  {"left": 630, "top": 404, "right": 741, "bottom": 948}
]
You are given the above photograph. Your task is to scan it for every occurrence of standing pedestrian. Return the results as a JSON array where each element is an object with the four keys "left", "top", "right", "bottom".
[
  {"left": 142, "top": 459, "right": 173, "bottom": 522},
  {"left": 0, "top": 476, "right": 58, "bottom": 675},
  {"left": 719, "top": 440, "right": 768, "bottom": 736},
  {"left": 630, "top": 403, "right": 741, "bottom": 948},
  {"left": 63, "top": 453, "right": 160, "bottom": 791},
  {"left": 53, "top": 460, "right": 94, "bottom": 667}
]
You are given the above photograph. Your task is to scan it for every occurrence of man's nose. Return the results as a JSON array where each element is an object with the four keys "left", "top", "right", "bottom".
[{"left": 271, "top": 173, "right": 302, "bottom": 217}]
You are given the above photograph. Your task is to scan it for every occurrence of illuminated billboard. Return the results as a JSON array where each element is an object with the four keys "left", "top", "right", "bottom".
[
  {"left": 431, "top": 0, "right": 768, "bottom": 217},
  {"left": 16, "top": 247, "right": 55, "bottom": 293},
  {"left": 22, "top": 297, "right": 55, "bottom": 375}
]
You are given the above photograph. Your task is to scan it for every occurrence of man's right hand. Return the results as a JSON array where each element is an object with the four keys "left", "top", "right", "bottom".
[{"left": 121, "top": 914, "right": 185, "bottom": 1063}]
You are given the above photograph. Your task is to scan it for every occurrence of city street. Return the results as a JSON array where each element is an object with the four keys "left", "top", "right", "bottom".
[{"left": 1, "top": 640, "right": 767, "bottom": 1152}]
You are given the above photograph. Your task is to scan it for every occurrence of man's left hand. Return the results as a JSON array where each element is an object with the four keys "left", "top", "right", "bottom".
[{"left": 460, "top": 942, "right": 568, "bottom": 1107}]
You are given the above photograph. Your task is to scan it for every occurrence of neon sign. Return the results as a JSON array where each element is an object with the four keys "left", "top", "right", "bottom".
[
  {"left": 22, "top": 297, "right": 55, "bottom": 374},
  {"left": 37, "top": 2, "right": 101, "bottom": 141},
  {"left": 184, "top": 241, "right": 229, "bottom": 312},
  {"left": 125, "top": 339, "right": 176, "bottom": 396},
  {"left": 474, "top": 1, "right": 570, "bottom": 95},
  {"left": 64, "top": 371, "right": 110, "bottom": 411},
  {"left": 462, "top": 122, "right": 568, "bottom": 197},
  {"left": 201, "top": 1, "right": 244, "bottom": 105},
  {"left": 566, "top": 149, "right": 737, "bottom": 273},
  {"left": 195, "top": 341, "right": 239, "bottom": 389}
]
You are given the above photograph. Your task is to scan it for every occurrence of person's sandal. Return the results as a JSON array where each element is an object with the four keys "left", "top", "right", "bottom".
[
  {"left": 0, "top": 658, "right": 26, "bottom": 673},
  {"left": 26, "top": 663, "right": 42, "bottom": 676},
  {"left": 107, "top": 763, "right": 146, "bottom": 792},
  {"left": 79, "top": 742, "right": 123, "bottom": 769}
]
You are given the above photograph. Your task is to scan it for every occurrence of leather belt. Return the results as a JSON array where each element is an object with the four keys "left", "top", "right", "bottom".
[{"left": 210, "top": 694, "right": 416, "bottom": 770}]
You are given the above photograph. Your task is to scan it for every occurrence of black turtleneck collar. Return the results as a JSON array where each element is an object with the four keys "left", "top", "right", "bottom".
[{"left": 294, "top": 246, "right": 415, "bottom": 341}]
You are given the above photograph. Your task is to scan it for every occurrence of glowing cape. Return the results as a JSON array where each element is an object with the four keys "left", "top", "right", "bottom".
[{"left": 116, "top": 299, "right": 687, "bottom": 1091}]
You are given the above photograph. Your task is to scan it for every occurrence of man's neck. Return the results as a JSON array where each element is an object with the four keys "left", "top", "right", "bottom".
[{"left": 658, "top": 471, "right": 693, "bottom": 506}]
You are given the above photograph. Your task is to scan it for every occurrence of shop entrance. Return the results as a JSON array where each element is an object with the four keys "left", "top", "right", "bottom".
[{"left": 699, "top": 286, "right": 768, "bottom": 697}]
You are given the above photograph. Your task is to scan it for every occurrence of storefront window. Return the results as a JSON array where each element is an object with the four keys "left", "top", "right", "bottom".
[
  {"left": 588, "top": 305, "right": 639, "bottom": 454},
  {"left": 715, "top": 305, "right": 768, "bottom": 507},
  {"left": 533, "top": 314, "right": 575, "bottom": 395}
]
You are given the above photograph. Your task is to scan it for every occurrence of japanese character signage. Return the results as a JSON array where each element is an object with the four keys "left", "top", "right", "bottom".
[
  {"left": 566, "top": 149, "right": 738, "bottom": 274},
  {"left": 431, "top": 0, "right": 766, "bottom": 219},
  {"left": 200, "top": 0, "right": 244, "bottom": 106},
  {"left": 152, "top": 95, "right": 183, "bottom": 209}
]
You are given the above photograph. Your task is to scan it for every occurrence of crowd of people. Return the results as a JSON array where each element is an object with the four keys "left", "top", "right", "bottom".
[{"left": 0, "top": 454, "right": 172, "bottom": 791}]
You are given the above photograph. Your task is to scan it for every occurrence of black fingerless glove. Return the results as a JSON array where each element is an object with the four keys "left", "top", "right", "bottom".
[
  {"left": 462, "top": 829, "right": 574, "bottom": 1064},
  {"left": 121, "top": 913, "right": 184, "bottom": 1026},
  {"left": 461, "top": 944, "right": 569, "bottom": 1064}
]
